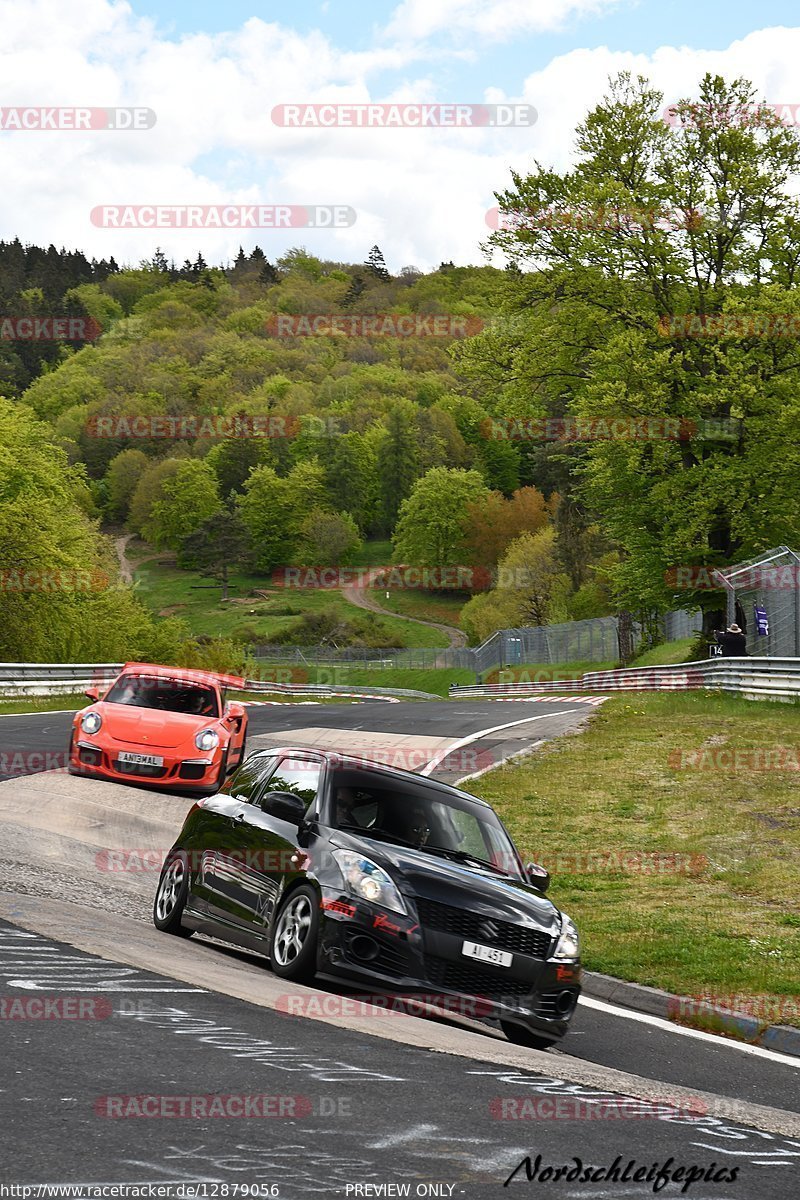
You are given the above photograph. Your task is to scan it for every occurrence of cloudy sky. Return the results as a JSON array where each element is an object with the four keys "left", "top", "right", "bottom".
[{"left": 2, "top": 0, "right": 800, "bottom": 270}]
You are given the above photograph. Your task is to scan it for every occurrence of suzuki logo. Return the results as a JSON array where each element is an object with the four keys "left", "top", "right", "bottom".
[{"left": 478, "top": 919, "right": 499, "bottom": 942}]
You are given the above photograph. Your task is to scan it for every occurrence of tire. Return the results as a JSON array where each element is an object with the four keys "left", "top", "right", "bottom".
[
  {"left": 153, "top": 851, "right": 192, "bottom": 937},
  {"left": 500, "top": 1020, "right": 556, "bottom": 1051},
  {"left": 269, "top": 885, "right": 320, "bottom": 983}
]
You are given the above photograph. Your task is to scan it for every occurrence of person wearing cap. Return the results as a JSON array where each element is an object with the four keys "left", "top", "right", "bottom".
[{"left": 714, "top": 623, "right": 748, "bottom": 656}]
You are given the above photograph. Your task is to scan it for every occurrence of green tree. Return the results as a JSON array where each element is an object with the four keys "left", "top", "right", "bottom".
[
  {"left": 497, "top": 528, "right": 571, "bottom": 626},
  {"left": 319, "top": 431, "right": 380, "bottom": 532},
  {"left": 377, "top": 404, "right": 420, "bottom": 531},
  {"left": 467, "top": 71, "right": 800, "bottom": 625},
  {"left": 104, "top": 448, "right": 149, "bottom": 522},
  {"left": 285, "top": 459, "right": 328, "bottom": 540},
  {"left": 365, "top": 245, "right": 390, "bottom": 281},
  {"left": 296, "top": 508, "right": 362, "bottom": 565},
  {"left": 238, "top": 466, "right": 293, "bottom": 573},
  {"left": 393, "top": 468, "right": 490, "bottom": 567},
  {"left": 206, "top": 429, "right": 274, "bottom": 501},
  {"left": 128, "top": 458, "right": 183, "bottom": 538},
  {"left": 146, "top": 459, "right": 221, "bottom": 549},
  {"left": 476, "top": 436, "right": 521, "bottom": 494},
  {"left": 181, "top": 509, "right": 250, "bottom": 598}
]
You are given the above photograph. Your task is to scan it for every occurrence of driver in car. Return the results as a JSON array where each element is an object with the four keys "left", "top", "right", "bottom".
[
  {"left": 407, "top": 803, "right": 431, "bottom": 846},
  {"left": 335, "top": 786, "right": 358, "bottom": 827}
]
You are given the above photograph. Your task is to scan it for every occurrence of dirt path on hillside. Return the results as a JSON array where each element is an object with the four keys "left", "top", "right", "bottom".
[
  {"left": 113, "top": 534, "right": 169, "bottom": 586},
  {"left": 342, "top": 568, "right": 467, "bottom": 649},
  {"left": 114, "top": 534, "right": 135, "bottom": 585}
]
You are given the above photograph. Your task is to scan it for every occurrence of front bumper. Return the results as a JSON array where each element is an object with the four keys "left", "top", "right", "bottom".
[
  {"left": 316, "top": 886, "right": 582, "bottom": 1041},
  {"left": 69, "top": 734, "right": 223, "bottom": 792}
]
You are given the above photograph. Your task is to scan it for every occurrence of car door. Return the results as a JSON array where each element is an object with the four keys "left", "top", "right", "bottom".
[
  {"left": 234, "top": 754, "right": 324, "bottom": 935},
  {"left": 188, "top": 753, "right": 279, "bottom": 930}
]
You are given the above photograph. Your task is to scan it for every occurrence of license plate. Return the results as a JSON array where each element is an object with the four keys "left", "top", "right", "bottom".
[
  {"left": 461, "top": 940, "right": 513, "bottom": 968},
  {"left": 118, "top": 751, "right": 163, "bottom": 767}
]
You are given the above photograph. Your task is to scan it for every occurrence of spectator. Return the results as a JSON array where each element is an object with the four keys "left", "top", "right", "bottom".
[{"left": 715, "top": 623, "right": 747, "bottom": 656}]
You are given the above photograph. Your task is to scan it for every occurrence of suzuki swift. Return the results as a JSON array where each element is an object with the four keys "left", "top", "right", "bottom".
[{"left": 152, "top": 746, "right": 582, "bottom": 1048}]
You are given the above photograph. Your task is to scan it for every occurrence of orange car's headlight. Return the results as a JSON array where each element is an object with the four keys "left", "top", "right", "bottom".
[
  {"left": 81, "top": 711, "right": 102, "bottom": 735},
  {"left": 194, "top": 729, "right": 220, "bottom": 751}
]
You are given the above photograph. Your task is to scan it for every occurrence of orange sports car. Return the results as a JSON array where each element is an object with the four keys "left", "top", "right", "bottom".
[{"left": 69, "top": 662, "right": 248, "bottom": 793}]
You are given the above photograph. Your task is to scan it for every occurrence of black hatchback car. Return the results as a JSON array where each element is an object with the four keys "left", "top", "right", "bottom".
[{"left": 153, "top": 746, "right": 582, "bottom": 1048}]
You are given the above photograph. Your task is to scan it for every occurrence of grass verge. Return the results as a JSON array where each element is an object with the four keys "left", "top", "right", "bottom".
[
  {"left": 467, "top": 690, "right": 800, "bottom": 1023},
  {"left": 0, "top": 694, "right": 88, "bottom": 715},
  {"left": 245, "top": 665, "right": 475, "bottom": 698},
  {"left": 483, "top": 660, "right": 616, "bottom": 684},
  {"left": 134, "top": 559, "right": 449, "bottom": 648}
]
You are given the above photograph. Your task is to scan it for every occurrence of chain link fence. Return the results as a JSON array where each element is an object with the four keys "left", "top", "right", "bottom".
[
  {"left": 250, "top": 610, "right": 702, "bottom": 676},
  {"left": 713, "top": 546, "right": 800, "bottom": 657}
]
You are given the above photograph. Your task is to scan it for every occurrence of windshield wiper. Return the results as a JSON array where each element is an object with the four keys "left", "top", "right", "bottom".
[
  {"left": 422, "top": 845, "right": 509, "bottom": 875},
  {"left": 336, "top": 824, "right": 418, "bottom": 848}
]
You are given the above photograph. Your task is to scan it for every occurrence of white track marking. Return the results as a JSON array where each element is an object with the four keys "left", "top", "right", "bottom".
[
  {"left": 420, "top": 710, "right": 583, "bottom": 776},
  {"left": 580, "top": 994, "right": 800, "bottom": 1068},
  {"left": 456, "top": 741, "right": 545, "bottom": 785}
]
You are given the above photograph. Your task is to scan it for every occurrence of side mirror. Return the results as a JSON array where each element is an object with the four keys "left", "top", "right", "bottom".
[
  {"left": 84, "top": 686, "right": 100, "bottom": 701},
  {"left": 525, "top": 862, "right": 550, "bottom": 893},
  {"left": 261, "top": 790, "right": 307, "bottom": 825}
]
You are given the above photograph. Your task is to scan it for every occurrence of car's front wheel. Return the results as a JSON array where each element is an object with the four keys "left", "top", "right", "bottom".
[
  {"left": 269, "top": 886, "right": 319, "bottom": 982},
  {"left": 153, "top": 852, "right": 192, "bottom": 937},
  {"left": 500, "top": 1019, "right": 556, "bottom": 1051}
]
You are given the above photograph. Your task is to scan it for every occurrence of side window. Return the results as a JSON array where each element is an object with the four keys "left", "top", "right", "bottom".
[
  {"left": 227, "top": 755, "right": 277, "bottom": 803},
  {"left": 261, "top": 758, "right": 321, "bottom": 812}
]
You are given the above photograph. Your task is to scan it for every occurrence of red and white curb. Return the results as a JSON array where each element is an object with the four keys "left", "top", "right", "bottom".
[{"left": 483, "top": 695, "right": 609, "bottom": 707}]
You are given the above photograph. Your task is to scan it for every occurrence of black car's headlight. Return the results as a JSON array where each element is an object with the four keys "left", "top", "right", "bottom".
[
  {"left": 81, "top": 711, "right": 102, "bottom": 735},
  {"left": 331, "top": 849, "right": 407, "bottom": 915},
  {"left": 552, "top": 913, "right": 580, "bottom": 961}
]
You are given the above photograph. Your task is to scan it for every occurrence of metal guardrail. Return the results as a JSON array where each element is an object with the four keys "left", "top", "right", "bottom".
[
  {"left": 0, "top": 664, "right": 440, "bottom": 702},
  {"left": 449, "top": 657, "right": 800, "bottom": 703}
]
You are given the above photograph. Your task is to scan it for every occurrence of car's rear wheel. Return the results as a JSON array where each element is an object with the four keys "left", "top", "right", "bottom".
[
  {"left": 269, "top": 885, "right": 319, "bottom": 982},
  {"left": 500, "top": 1020, "right": 556, "bottom": 1051},
  {"left": 153, "top": 852, "right": 192, "bottom": 937}
]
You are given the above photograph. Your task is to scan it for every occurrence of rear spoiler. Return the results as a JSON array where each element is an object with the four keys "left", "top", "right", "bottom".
[{"left": 122, "top": 663, "right": 246, "bottom": 691}]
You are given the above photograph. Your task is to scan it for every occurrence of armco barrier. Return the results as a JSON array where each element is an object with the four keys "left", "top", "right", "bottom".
[
  {"left": 450, "top": 657, "right": 800, "bottom": 704},
  {"left": 0, "top": 664, "right": 439, "bottom": 703}
]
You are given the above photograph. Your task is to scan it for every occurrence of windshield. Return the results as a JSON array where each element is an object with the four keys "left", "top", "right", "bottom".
[
  {"left": 327, "top": 767, "right": 524, "bottom": 880},
  {"left": 104, "top": 674, "right": 220, "bottom": 718}
]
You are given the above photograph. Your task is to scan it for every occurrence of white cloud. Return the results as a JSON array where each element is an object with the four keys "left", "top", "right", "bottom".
[
  {"left": 383, "top": 0, "right": 622, "bottom": 43},
  {"left": 0, "top": 2, "right": 798, "bottom": 272}
]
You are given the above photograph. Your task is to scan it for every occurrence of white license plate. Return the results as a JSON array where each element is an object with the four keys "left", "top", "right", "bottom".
[
  {"left": 118, "top": 751, "right": 164, "bottom": 767},
  {"left": 461, "top": 940, "right": 513, "bottom": 968}
]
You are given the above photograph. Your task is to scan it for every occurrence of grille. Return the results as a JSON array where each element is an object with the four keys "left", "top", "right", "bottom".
[
  {"left": 179, "top": 762, "right": 207, "bottom": 780},
  {"left": 426, "top": 955, "right": 532, "bottom": 1002},
  {"left": 535, "top": 989, "right": 579, "bottom": 1020},
  {"left": 373, "top": 940, "right": 411, "bottom": 977},
  {"left": 342, "top": 930, "right": 410, "bottom": 978},
  {"left": 415, "top": 897, "right": 552, "bottom": 959}
]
